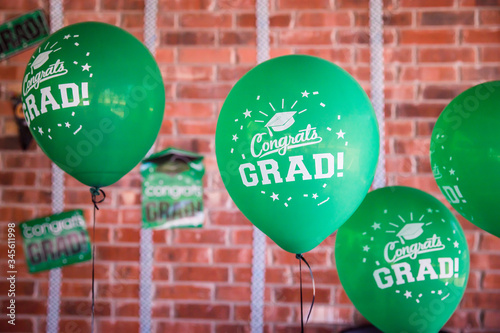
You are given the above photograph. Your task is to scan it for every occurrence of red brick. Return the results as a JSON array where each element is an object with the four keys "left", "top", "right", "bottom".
[
  {"left": 480, "top": 46, "right": 500, "bottom": 62},
  {"left": 174, "top": 266, "right": 228, "bottom": 282},
  {"left": 65, "top": 13, "right": 119, "bottom": 25},
  {"left": 164, "top": 65, "right": 214, "bottom": 82},
  {"left": 155, "top": 285, "right": 211, "bottom": 300},
  {"left": 461, "top": 0, "right": 500, "bottom": 5},
  {"left": 463, "top": 29, "right": 500, "bottom": 44},
  {"left": 0, "top": 318, "right": 33, "bottom": 332},
  {"left": 60, "top": 282, "right": 92, "bottom": 297},
  {"left": 0, "top": 171, "right": 36, "bottom": 186},
  {"left": 468, "top": 253, "right": 500, "bottom": 270},
  {"left": 461, "top": 66, "right": 500, "bottom": 81},
  {"left": 177, "top": 84, "right": 232, "bottom": 100},
  {"left": 116, "top": 302, "right": 139, "bottom": 317},
  {"left": 122, "top": 13, "right": 143, "bottom": 28},
  {"left": 174, "top": 229, "right": 226, "bottom": 244},
  {"left": 62, "top": 263, "right": 110, "bottom": 279},
  {"left": 178, "top": 48, "right": 232, "bottom": 64},
  {"left": 394, "top": 175, "right": 441, "bottom": 193},
  {"left": 3, "top": 189, "right": 51, "bottom": 204},
  {"left": 479, "top": 10, "right": 500, "bottom": 24},
  {"left": 280, "top": 31, "right": 332, "bottom": 45},
  {"left": 161, "top": 32, "right": 215, "bottom": 46},
  {"left": 400, "top": 0, "right": 454, "bottom": 7},
  {"left": 98, "top": 283, "right": 139, "bottom": 298},
  {"left": 297, "top": 12, "right": 351, "bottom": 27},
  {"left": 483, "top": 272, "right": 500, "bottom": 289},
  {"left": 220, "top": 31, "right": 256, "bottom": 45},
  {"left": 98, "top": 320, "right": 139, "bottom": 333},
  {"left": 395, "top": 103, "right": 446, "bottom": 118},
  {"left": 386, "top": 156, "right": 413, "bottom": 173},
  {"left": 175, "top": 303, "right": 230, "bottom": 320},
  {"left": 0, "top": 207, "right": 35, "bottom": 222},
  {"left": 400, "top": 30, "right": 456, "bottom": 44},
  {"left": 484, "top": 310, "right": 500, "bottom": 328},
  {"left": 158, "top": 0, "right": 213, "bottom": 10},
  {"left": 479, "top": 234, "right": 500, "bottom": 251},
  {"left": 59, "top": 320, "right": 91, "bottom": 333},
  {"left": 96, "top": 245, "right": 140, "bottom": 261},
  {"left": 401, "top": 66, "right": 457, "bottom": 81},
  {"left": 153, "top": 266, "right": 170, "bottom": 280},
  {"left": 214, "top": 248, "right": 252, "bottom": 264},
  {"left": 234, "top": 305, "right": 251, "bottom": 320},
  {"left": 216, "top": 285, "right": 251, "bottom": 301},
  {"left": 446, "top": 310, "right": 481, "bottom": 329},
  {"left": 274, "top": 287, "right": 331, "bottom": 304},
  {"left": 416, "top": 120, "right": 436, "bottom": 136},
  {"left": 215, "top": 324, "right": 252, "bottom": 333},
  {"left": 462, "top": 292, "right": 500, "bottom": 310},
  {"left": 218, "top": 0, "right": 255, "bottom": 9},
  {"left": 419, "top": 11, "right": 474, "bottom": 25},
  {"left": 115, "top": 227, "right": 141, "bottom": 242},
  {"left": 60, "top": 300, "right": 111, "bottom": 316},
  {"left": 179, "top": 13, "right": 232, "bottom": 28},
  {"left": 0, "top": 281, "right": 34, "bottom": 296},
  {"left": 418, "top": 47, "right": 476, "bottom": 63},
  {"left": 231, "top": 229, "right": 253, "bottom": 245},
  {"left": 278, "top": 0, "right": 330, "bottom": 9},
  {"left": 155, "top": 247, "right": 210, "bottom": 263},
  {"left": 385, "top": 120, "right": 413, "bottom": 136},
  {"left": 298, "top": 48, "right": 352, "bottom": 63},
  {"left": 155, "top": 322, "right": 211, "bottom": 333},
  {"left": 422, "top": 85, "right": 467, "bottom": 100},
  {"left": 382, "top": 12, "right": 413, "bottom": 26}
]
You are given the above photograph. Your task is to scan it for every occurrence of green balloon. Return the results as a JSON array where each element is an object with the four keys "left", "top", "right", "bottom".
[
  {"left": 21, "top": 22, "right": 165, "bottom": 188},
  {"left": 335, "top": 186, "right": 469, "bottom": 333},
  {"left": 430, "top": 81, "right": 500, "bottom": 237},
  {"left": 216, "top": 55, "right": 379, "bottom": 254}
]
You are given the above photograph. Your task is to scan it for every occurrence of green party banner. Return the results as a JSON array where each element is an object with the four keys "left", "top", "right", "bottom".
[
  {"left": 0, "top": 10, "right": 49, "bottom": 60},
  {"left": 19, "top": 210, "right": 91, "bottom": 273},
  {"left": 141, "top": 148, "right": 205, "bottom": 229},
  {"left": 336, "top": 187, "right": 469, "bottom": 333}
]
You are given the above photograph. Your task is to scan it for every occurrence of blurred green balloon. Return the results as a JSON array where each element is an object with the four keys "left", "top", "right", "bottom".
[
  {"left": 430, "top": 81, "right": 500, "bottom": 238},
  {"left": 21, "top": 22, "right": 165, "bottom": 188},
  {"left": 216, "top": 55, "right": 379, "bottom": 254},
  {"left": 335, "top": 186, "right": 469, "bottom": 333}
]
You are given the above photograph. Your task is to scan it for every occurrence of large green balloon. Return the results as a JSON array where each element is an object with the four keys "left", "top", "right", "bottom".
[
  {"left": 335, "top": 186, "right": 469, "bottom": 333},
  {"left": 430, "top": 81, "right": 500, "bottom": 237},
  {"left": 21, "top": 22, "right": 165, "bottom": 188},
  {"left": 216, "top": 55, "right": 379, "bottom": 254}
]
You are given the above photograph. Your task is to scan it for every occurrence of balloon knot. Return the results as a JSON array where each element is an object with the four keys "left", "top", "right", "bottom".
[{"left": 90, "top": 187, "right": 106, "bottom": 210}]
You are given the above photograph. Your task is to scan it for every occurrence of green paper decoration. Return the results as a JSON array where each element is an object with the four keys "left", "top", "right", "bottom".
[
  {"left": 21, "top": 22, "right": 165, "bottom": 188},
  {"left": 335, "top": 186, "right": 469, "bottom": 333},
  {"left": 216, "top": 55, "right": 379, "bottom": 254},
  {"left": 430, "top": 81, "right": 500, "bottom": 238}
]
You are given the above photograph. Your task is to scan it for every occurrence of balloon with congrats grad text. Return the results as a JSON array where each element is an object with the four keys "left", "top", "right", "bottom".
[
  {"left": 216, "top": 55, "right": 379, "bottom": 254},
  {"left": 21, "top": 22, "right": 165, "bottom": 188},
  {"left": 335, "top": 186, "right": 469, "bottom": 333},
  {"left": 430, "top": 80, "right": 500, "bottom": 238}
]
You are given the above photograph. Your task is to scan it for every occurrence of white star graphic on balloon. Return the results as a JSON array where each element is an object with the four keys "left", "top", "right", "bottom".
[
  {"left": 301, "top": 90, "right": 310, "bottom": 98},
  {"left": 438, "top": 290, "right": 443, "bottom": 295},
  {"left": 65, "top": 122, "right": 71, "bottom": 128},
  {"left": 453, "top": 241, "right": 459, "bottom": 248},
  {"left": 82, "top": 63, "right": 91, "bottom": 71},
  {"left": 243, "top": 109, "right": 252, "bottom": 118},
  {"left": 38, "top": 127, "right": 43, "bottom": 135},
  {"left": 336, "top": 129, "right": 345, "bottom": 139},
  {"left": 312, "top": 193, "right": 318, "bottom": 199},
  {"left": 427, "top": 208, "right": 433, "bottom": 213},
  {"left": 232, "top": 134, "right": 238, "bottom": 142},
  {"left": 449, "top": 168, "right": 455, "bottom": 175},
  {"left": 363, "top": 245, "right": 370, "bottom": 252},
  {"left": 404, "top": 290, "right": 412, "bottom": 299},
  {"left": 371, "top": 222, "right": 381, "bottom": 230},
  {"left": 271, "top": 192, "right": 279, "bottom": 201},
  {"left": 64, "top": 34, "right": 71, "bottom": 39}
]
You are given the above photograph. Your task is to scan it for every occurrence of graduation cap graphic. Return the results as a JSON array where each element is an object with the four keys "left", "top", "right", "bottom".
[
  {"left": 265, "top": 111, "right": 297, "bottom": 137},
  {"left": 396, "top": 223, "right": 424, "bottom": 244},
  {"left": 432, "top": 164, "right": 442, "bottom": 180},
  {"left": 32, "top": 50, "right": 53, "bottom": 70}
]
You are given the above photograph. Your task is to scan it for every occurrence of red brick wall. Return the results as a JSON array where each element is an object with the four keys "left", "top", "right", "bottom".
[{"left": 1, "top": 0, "right": 500, "bottom": 332}]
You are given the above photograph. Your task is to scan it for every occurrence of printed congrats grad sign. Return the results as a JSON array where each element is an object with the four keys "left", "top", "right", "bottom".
[
  {"left": 20, "top": 210, "right": 91, "bottom": 273},
  {"left": 0, "top": 10, "right": 49, "bottom": 60},
  {"left": 141, "top": 148, "right": 205, "bottom": 230}
]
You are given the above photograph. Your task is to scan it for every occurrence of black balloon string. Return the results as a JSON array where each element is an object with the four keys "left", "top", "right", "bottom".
[
  {"left": 90, "top": 187, "right": 105, "bottom": 333},
  {"left": 296, "top": 253, "right": 315, "bottom": 333}
]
